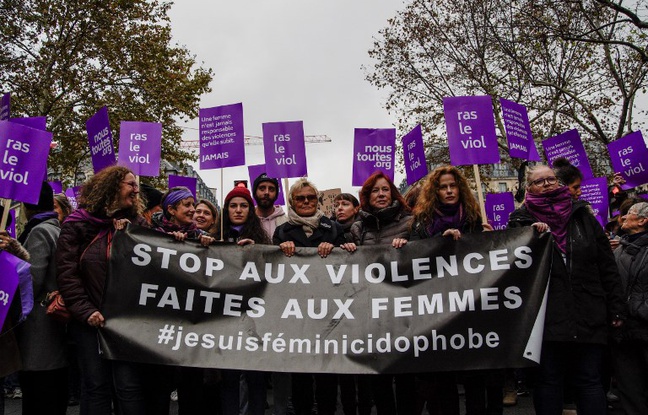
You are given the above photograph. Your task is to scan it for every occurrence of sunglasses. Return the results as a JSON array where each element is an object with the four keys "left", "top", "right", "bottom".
[{"left": 294, "top": 195, "right": 318, "bottom": 203}]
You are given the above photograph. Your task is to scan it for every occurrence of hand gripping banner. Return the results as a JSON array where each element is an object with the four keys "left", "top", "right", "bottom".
[{"left": 100, "top": 226, "right": 552, "bottom": 374}]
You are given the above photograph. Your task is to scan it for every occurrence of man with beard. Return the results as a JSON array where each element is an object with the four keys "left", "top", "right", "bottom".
[{"left": 253, "top": 173, "right": 287, "bottom": 240}]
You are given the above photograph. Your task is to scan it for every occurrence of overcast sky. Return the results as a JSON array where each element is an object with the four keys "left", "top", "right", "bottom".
[{"left": 168, "top": 0, "right": 406, "bottom": 199}]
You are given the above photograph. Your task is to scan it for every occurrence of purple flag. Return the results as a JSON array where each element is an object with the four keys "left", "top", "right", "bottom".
[
  {"left": 199, "top": 103, "right": 245, "bottom": 169},
  {"left": 118, "top": 121, "right": 162, "bottom": 177},
  {"left": 86, "top": 107, "right": 115, "bottom": 173},
  {"left": 262, "top": 121, "right": 307, "bottom": 179},
  {"left": 0, "top": 121, "right": 53, "bottom": 204},
  {"left": 640, "top": 194, "right": 648, "bottom": 201},
  {"left": 607, "top": 131, "right": 648, "bottom": 189},
  {"left": 48, "top": 180, "right": 63, "bottom": 195},
  {"left": 402, "top": 125, "right": 428, "bottom": 185},
  {"left": 0, "top": 250, "right": 21, "bottom": 328},
  {"left": 579, "top": 177, "right": 608, "bottom": 227},
  {"left": 542, "top": 129, "right": 593, "bottom": 179},
  {"left": 500, "top": 99, "right": 541, "bottom": 161},
  {"left": 65, "top": 186, "right": 82, "bottom": 210},
  {"left": 443, "top": 96, "right": 500, "bottom": 166},
  {"left": 10, "top": 116, "right": 47, "bottom": 131},
  {"left": 168, "top": 175, "right": 197, "bottom": 198},
  {"left": 247, "top": 163, "right": 285, "bottom": 206},
  {"left": 352, "top": 128, "right": 396, "bottom": 186},
  {"left": 485, "top": 193, "right": 515, "bottom": 231},
  {"left": 0, "top": 93, "right": 9, "bottom": 121}
]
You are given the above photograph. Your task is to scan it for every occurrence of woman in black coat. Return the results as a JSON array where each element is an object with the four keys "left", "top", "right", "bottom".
[
  {"left": 507, "top": 164, "right": 624, "bottom": 415},
  {"left": 273, "top": 178, "right": 353, "bottom": 415}
]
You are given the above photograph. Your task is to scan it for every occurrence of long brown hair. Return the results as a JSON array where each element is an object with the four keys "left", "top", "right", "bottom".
[
  {"left": 358, "top": 171, "right": 409, "bottom": 213},
  {"left": 412, "top": 166, "right": 480, "bottom": 226},
  {"left": 79, "top": 166, "right": 144, "bottom": 217}
]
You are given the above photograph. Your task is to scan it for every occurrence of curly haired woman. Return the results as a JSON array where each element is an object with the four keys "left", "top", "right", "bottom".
[{"left": 57, "top": 166, "right": 148, "bottom": 415}]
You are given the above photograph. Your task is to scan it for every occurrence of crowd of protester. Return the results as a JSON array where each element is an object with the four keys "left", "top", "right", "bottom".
[{"left": 1, "top": 160, "right": 647, "bottom": 415}]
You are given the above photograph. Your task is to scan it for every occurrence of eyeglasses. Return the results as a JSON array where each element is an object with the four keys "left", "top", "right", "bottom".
[
  {"left": 122, "top": 181, "right": 139, "bottom": 189},
  {"left": 294, "top": 195, "right": 318, "bottom": 203},
  {"left": 529, "top": 177, "right": 558, "bottom": 187}
]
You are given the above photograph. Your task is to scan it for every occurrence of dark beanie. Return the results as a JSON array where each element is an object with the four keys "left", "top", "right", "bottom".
[
  {"left": 24, "top": 181, "right": 54, "bottom": 212},
  {"left": 252, "top": 173, "right": 279, "bottom": 195},
  {"left": 225, "top": 184, "right": 254, "bottom": 207},
  {"left": 140, "top": 183, "right": 163, "bottom": 211}
]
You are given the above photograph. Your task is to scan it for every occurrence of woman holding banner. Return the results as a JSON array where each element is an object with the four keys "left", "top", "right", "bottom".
[
  {"left": 218, "top": 184, "right": 269, "bottom": 415},
  {"left": 274, "top": 178, "right": 352, "bottom": 415},
  {"left": 507, "top": 164, "right": 624, "bottom": 415},
  {"left": 410, "top": 165, "right": 502, "bottom": 415},
  {"left": 350, "top": 171, "right": 414, "bottom": 415},
  {"left": 152, "top": 186, "right": 217, "bottom": 415},
  {"left": 56, "top": 166, "right": 148, "bottom": 415},
  {"left": 194, "top": 199, "right": 219, "bottom": 236}
]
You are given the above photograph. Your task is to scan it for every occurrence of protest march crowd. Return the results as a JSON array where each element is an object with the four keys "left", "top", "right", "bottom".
[{"left": 1, "top": 157, "right": 648, "bottom": 415}]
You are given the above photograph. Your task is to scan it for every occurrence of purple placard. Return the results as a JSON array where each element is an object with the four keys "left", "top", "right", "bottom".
[
  {"left": 6, "top": 210, "right": 16, "bottom": 238},
  {"left": 0, "top": 121, "right": 53, "bottom": 204},
  {"left": 443, "top": 96, "right": 500, "bottom": 166},
  {"left": 0, "top": 93, "right": 9, "bottom": 121},
  {"left": 86, "top": 107, "right": 115, "bottom": 173},
  {"left": 500, "top": 99, "right": 541, "bottom": 161},
  {"left": 168, "top": 175, "right": 197, "bottom": 198},
  {"left": 0, "top": 250, "right": 21, "bottom": 328},
  {"left": 118, "top": 121, "right": 162, "bottom": 177},
  {"left": 641, "top": 193, "right": 648, "bottom": 201},
  {"left": 65, "top": 186, "right": 82, "bottom": 210},
  {"left": 247, "top": 164, "right": 285, "bottom": 206},
  {"left": 48, "top": 180, "right": 63, "bottom": 195},
  {"left": 262, "top": 121, "right": 307, "bottom": 179},
  {"left": 199, "top": 103, "right": 245, "bottom": 170},
  {"left": 579, "top": 177, "right": 608, "bottom": 227},
  {"left": 485, "top": 192, "right": 515, "bottom": 231},
  {"left": 542, "top": 129, "right": 593, "bottom": 179},
  {"left": 402, "top": 125, "right": 428, "bottom": 186},
  {"left": 10, "top": 116, "right": 47, "bottom": 131},
  {"left": 352, "top": 128, "right": 396, "bottom": 186},
  {"left": 607, "top": 131, "right": 648, "bottom": 189}
]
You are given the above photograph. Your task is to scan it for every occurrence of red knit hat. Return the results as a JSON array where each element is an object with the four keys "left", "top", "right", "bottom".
[{"left": 225, "top": 184, "right": 254, "bottom": 207}]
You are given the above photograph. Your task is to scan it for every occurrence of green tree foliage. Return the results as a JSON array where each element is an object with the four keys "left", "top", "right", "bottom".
[
  {"left": 366, "top": 0, "right": 647, "bottom": 176},
  {"left": 0, "top": 0, "right": 212, "bottom": 185}
]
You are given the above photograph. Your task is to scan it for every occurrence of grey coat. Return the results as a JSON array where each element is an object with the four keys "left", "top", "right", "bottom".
[{"left": 15, "top": 218, "right": 68, "bottom": 371}]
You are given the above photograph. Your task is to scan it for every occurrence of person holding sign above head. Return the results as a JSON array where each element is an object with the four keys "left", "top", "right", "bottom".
[
  {"left": 349, "top": 171, "right": 413, "bottom": 415},
  {"left": 56, "top": 166, "right": 148, "bottom": 415},
  {"left": 507, "top": 164, "right": 625, "bottom": 415},
  {"left": 273, "top": 178, "right": 355, "bottom": 415},
  {"left": 218, "top": 184, "right": 269, "bottom": 415},
  {"left": 409, "top": 166, "right": 501, "bottom": 415}
]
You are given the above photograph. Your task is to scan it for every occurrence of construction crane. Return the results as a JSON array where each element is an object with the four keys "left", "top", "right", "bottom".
[{"left": 180, "top": 133, "right": 331, "bottom": 150}]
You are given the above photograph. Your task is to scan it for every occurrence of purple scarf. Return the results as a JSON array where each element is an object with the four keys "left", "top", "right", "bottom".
[
  {"left": 525, "top": 186, "right": 572, "bottom": 253},
  {"left": 427, "top": 203, "right": 466, "bottom": 236}
]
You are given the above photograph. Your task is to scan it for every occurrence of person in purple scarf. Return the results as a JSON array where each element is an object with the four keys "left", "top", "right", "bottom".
[
  {"left": 410, "top": 166, "right": 501, "bottom": 415},
  {"left": 56, "top": 166, "right": 148, "bottom": 415},
  {"left": 508, "top": 164, "right": 624, "bottom": 415},
  {"left": 151, "top": 186, "right": 215, "bottom": 246}
]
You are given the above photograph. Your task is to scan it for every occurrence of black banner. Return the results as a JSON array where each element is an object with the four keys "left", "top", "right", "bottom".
[{"left": 100, "top": 226, "right": 552, "bottom": 374}]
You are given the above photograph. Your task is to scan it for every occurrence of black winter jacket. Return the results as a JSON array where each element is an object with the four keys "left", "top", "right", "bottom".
[
  {"left": 508, "top": 200, "right": 624, "bottom": 344},
  {"left": 614, "top": 231, "right": 648, "bottom": 342},
  {"left": 349, "top": 202, "right": 411, "bottom": 246},
  {"left": 273, "top": 216, "right": 346, "bottom": 248}
]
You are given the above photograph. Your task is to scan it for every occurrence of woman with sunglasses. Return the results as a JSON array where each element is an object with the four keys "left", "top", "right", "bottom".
[
  {"left": 508, "top": 164, "right": 624, "bottom": 415},
  {"left": 273, "top": 178, "right": 354, "bottom": 415}
]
